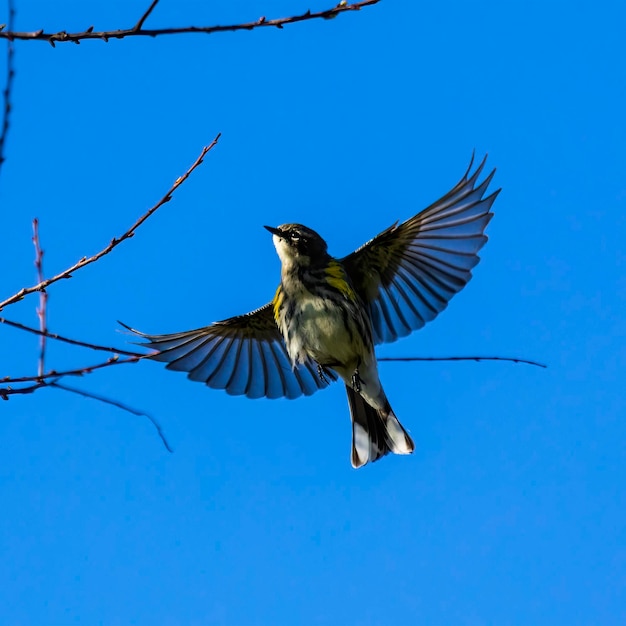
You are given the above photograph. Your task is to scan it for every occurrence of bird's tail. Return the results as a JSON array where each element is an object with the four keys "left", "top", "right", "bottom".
[{"left": 345, "top": 385, "right": 415, "bottom": 468}]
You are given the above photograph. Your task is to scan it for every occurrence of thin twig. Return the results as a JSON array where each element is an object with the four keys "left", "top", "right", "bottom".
[
  {"left": 0, "top": 373, "right": 172, "bottom": 452},
  {"left": 0, "top": 316, "right": 145, "bottom": 356},
  {"left": 2, "top": 355, "right": 141, "bottom": 384},
  {"left": 32, "top": 219, "right": 48, "bottom": 378},
  {"left": 378, "top": 355, "right": 547, "bottom": 368},
  {"left": 0, "top": 1, "right": 379, "bottom": 46},
  {"left": 133, "top": 0, "right": 160, "bottom": 31},
  {"left": 0, "top": 380, "right": 47, "bottom": 400},
  {"left": 50, "top": 381, "right": 173, "bottom": 453},
  {"left": 0, "top": 0, "right": 15, "bottom": 177},
  {"left": 0, "top": 134, "right": 220, "bottom": 312}
]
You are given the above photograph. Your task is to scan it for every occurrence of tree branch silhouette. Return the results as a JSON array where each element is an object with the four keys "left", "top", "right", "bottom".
[
  {"left": 50, "top": 381, "right": 173, "bottom": 453},
  {"left": 0, "top": 380, "right": 47, "bottom": 399},
  {"left": 378, "top": 356, "right": 547, "bottom": 368},
  {"left": 0, "top": 137, "right": 220, "bottom": 451},
  {"left": 2, "top": 355, "right": 141, "bottom": 385},
  {"left": 1, "top": 0, "right": 545, "bottom": 457},
  {"left": 0, "top": 134, "right": 220, "bottom": 313},
  {"left": 0, "top": 0, "right": 15, "bottom": 178},
  {"left": 1, "top": 315, "right": 144, "bottom": 357},
  {"left": 0, "top": 0, "right": 380, "bottom": 46}
]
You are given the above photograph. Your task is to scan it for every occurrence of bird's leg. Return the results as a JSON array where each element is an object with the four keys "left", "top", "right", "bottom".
[{"left": 317, "top": 363, "right": 331, "bottom": 385}]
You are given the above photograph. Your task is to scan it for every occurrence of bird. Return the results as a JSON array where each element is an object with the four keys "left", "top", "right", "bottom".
[{"left": 125, "top": 155, "right": 499, "bottom": 468}]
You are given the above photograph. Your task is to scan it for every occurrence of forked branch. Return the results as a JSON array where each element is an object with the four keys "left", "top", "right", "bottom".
[
  {"left": 0, "top": 137, "right": 220, "bottom": 451},
  {"left": 0, "top": 1, "right": 380, "bottom": 46}
]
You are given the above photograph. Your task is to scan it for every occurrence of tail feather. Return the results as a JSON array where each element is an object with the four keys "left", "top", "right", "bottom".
[{"left": 345, "top": 385, "right": 415, "bottom": 468}]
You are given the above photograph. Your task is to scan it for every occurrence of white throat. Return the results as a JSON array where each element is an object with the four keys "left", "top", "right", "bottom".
[{"left": 273, "top": 235, "right": 307, "bottom": 273}]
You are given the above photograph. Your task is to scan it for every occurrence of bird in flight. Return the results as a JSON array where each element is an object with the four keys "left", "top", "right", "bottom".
[{"left": 126, "top": 156, "right": 499, "bottom": 468}]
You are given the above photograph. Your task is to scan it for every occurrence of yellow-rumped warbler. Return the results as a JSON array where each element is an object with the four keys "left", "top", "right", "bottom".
[{"left": 128, "top": 156, "right": 499, "bottom": 468}]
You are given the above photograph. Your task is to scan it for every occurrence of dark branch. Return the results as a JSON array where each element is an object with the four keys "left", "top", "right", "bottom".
[
  {"left": 133, "top": 0, "right": 160, "bottom": 31},
  {"left": 0, "top": 380, "right": 47, "bottom": 400},
  {"left": 0, "top": 316, "right": 145, "bottom": 357},
  {"left": 378, "top": 355, "right": 547, "bottom": 369},
  {"left": 0, "top": 112, "right": 214, "bottom": 453},
  {"left": 0, "top": 316, "right": 164, "bottom": 450},
  {"left": 0, "top": 1, "right": 379, "bottom": 46},
  {"left": 51, "top": 381, "right": 173, "bottom": 453},
  {"left": 0, "top": 373, "right": 172, "bottom": 453},
  {"left": 2, "top": 355, "right": 141, "bottom": 385},
  {"left": 0, "top": 0, "right": 15, "bottom": 177},
  {"left": 0, "top": 134, "right": 220, "bottom": 312}
]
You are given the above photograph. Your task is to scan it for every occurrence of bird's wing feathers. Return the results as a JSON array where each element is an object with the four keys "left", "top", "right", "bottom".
[
  {"left": 126, "top": 155, "right": 497, "bottom": 399},
  {"left": 122, "top": 303, "right": 336, "bottom": 400},
  {"left": 342, "top": 155, "right": 500, "bottom": 344}
]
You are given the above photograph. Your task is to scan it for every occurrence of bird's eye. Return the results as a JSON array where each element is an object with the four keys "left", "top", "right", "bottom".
[{"left": 290, "top": 233, "right": 300, "bottom": 242}]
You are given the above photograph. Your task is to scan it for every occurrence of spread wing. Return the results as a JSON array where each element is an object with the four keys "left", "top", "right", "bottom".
[
  {"left": 122, "top": 303, "right": 336, "bottom": 400},
  {"left": 342, "top": 155, "right": 500, "bottom": 344}
]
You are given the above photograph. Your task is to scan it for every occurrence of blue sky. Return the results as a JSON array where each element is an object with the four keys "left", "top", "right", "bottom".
[{"left": 1, "top": 0, "right": 625, "bottom": 624}]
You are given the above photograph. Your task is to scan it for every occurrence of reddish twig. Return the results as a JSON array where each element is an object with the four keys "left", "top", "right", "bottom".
[
  {"left": 32, "top": 218, "right": 48, "bottom": 378},
  {"left": 0, "top": 134, "right": 220, "bottom": 312},
  {"left": 378, "top": 356, "right": 547, "bottom": 368},
  {"left": 0, "top": 1, "right": 379, "bottom": 46},
  {"left": 0, "top": 0, "right": 15, "bottom": 177}
]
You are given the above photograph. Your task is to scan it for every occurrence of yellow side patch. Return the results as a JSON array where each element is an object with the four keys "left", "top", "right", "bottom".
[
  {"left": 273, "top": 285, "right": 283, "bottom": 323},
  {"left": 325, "top": 261, "right": 357, "bottom": 301}
]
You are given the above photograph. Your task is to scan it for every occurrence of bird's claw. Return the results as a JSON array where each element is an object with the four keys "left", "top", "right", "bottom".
[{"left": 351, "top": 370, "right": 363, "bottom": 393}]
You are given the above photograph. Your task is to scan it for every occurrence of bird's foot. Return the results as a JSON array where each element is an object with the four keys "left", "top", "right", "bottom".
[{"left": 351, "top": 370, "right": 363, "bottom": 393}]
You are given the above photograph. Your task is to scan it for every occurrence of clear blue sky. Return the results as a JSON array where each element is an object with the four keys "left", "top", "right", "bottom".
[{"left": 1, "top": 1, "right": 625, "bottom": 624}]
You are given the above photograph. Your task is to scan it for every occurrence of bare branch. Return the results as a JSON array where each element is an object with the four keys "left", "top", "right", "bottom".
[
  {"left": 0, "top": 134, "right": 220, "bottom": 312},
  {"left": 0, "top": 316, "right": 144, "bottom": 357},
  {"left": 50, "top": 381, "right": 173, "bottom": 453},
  {"left": 0, "top": 1, "right": 379, "bottom": 46},
  {"left": 0, "top": 100, "right": 215, "bottom": 452},
  {"left": 2, "top": 355, "right": 141, "bottom": 385},
  {"left": 133, "top": 0, "right": 160, "bottom": 31},
  {"left": 0, "top": 135, "right": 217, "bottom": 452},
  {"left": 0, "top": 380, "right": 47, "bottom": 400},
  {"left": 0, "top": 314, "right": 167, "bottom": 450},
  {"left": 0, "top": 312, "right": 165, "bottom": 450},
  {"left": 378, "top": 356, "right": 547, "bottom": 369},
  {"left": 0, "top": 373, "right": 172, "bottom": 453},
  {"left": 32, "top": 219, "right": 48, "bottom": 378},
  {"left": 0, "top": 0, "right": 15, "bottom": 177}
]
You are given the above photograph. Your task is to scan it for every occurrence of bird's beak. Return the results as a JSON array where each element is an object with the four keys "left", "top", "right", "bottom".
[{"left": 264, "top": 225, "right": 283, "bottom": 237}]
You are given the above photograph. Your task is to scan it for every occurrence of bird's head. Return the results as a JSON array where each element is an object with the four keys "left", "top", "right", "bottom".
[{"left": 264, "top": 223, "right": 329, "bottom": 269}]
